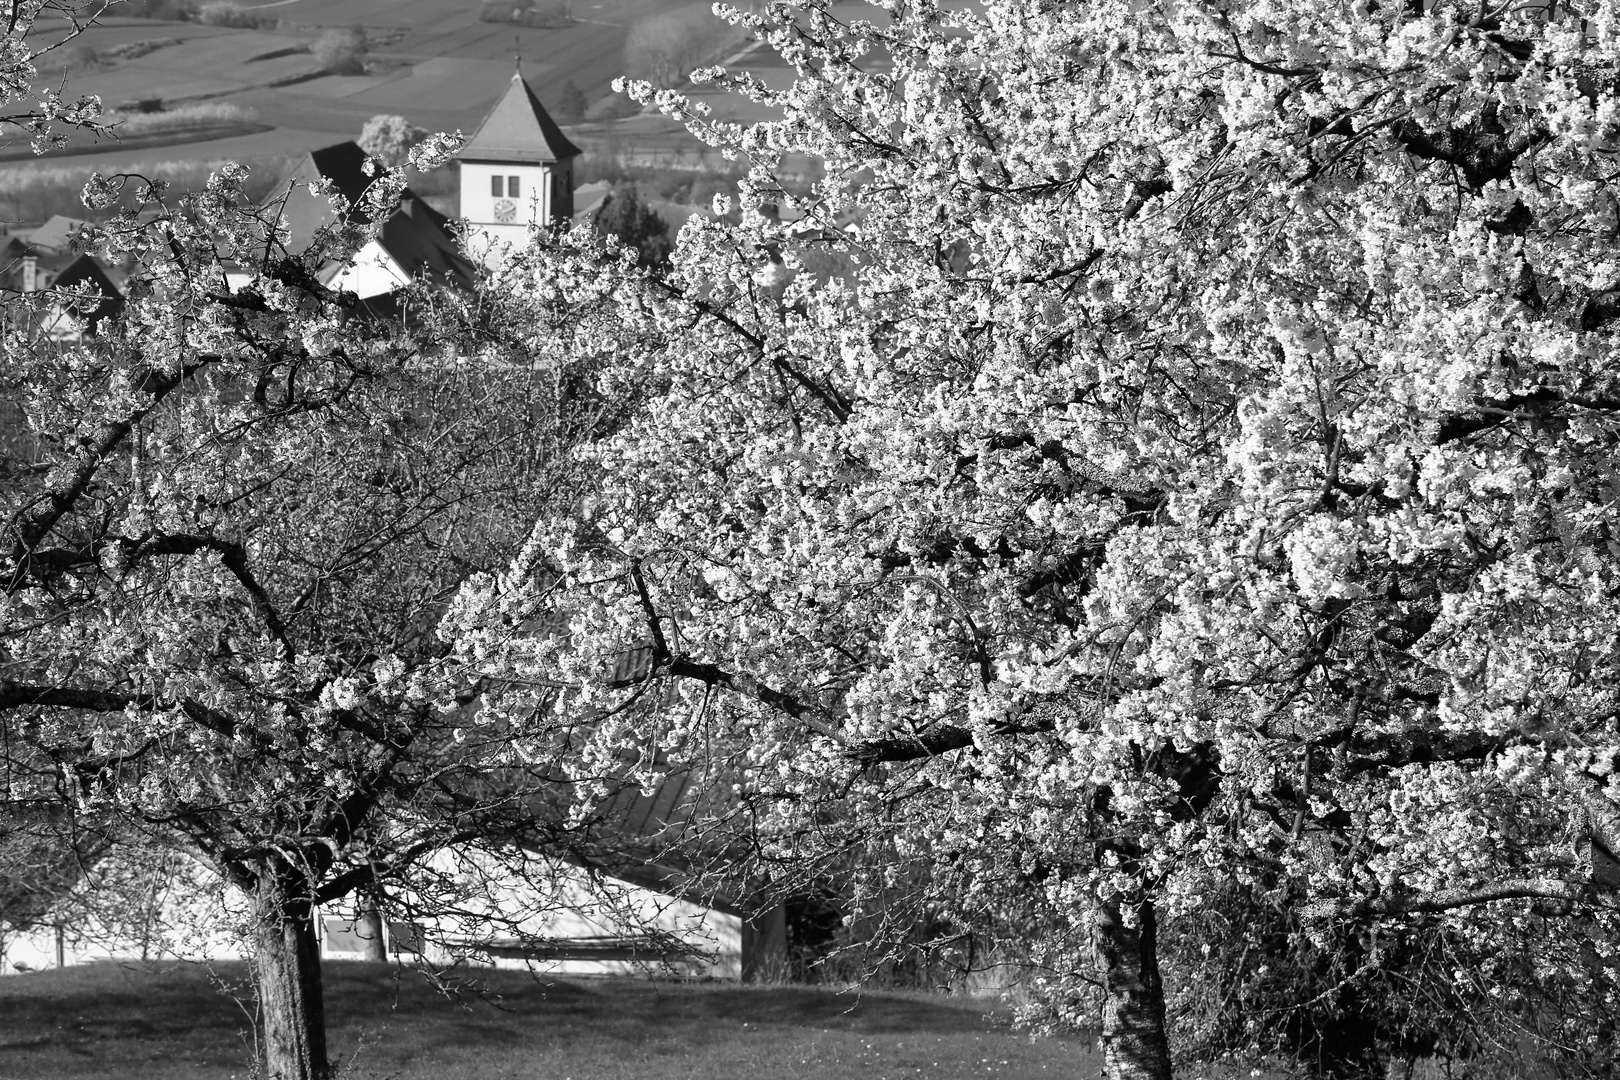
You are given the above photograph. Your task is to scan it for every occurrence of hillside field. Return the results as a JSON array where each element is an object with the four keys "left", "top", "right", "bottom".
[{"left": 1, "top": 0, "right": 858, "bottom": 196}]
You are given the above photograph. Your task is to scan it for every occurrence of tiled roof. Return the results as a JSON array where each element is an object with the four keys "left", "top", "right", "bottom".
[
  {"left": 22, "top": 215, "right": 90, "bottom": 254},
  {"left": 377, "top": 197, "right": 478, "bottom": 294},
  {"left": 267, "top": 142, "right": 478, "bottom": 295},
  {"left": 272, "top": 141, "right": 402, "bottom": 249},
  {"left": 461, "top": 71, "right": 581, "bottom": 164},
  {"left": 310, "top": 141, "right": 382, "bottom": 207},
  {"left": 52, "top": 254, "right": 126, "bottom": 332}
]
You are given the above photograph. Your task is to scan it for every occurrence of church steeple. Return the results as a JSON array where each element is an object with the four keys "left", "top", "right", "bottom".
[
  {"left": 463, "top": 68, "right": 581, "bottom": 167},
  {"left": 458, "top": 70, "right": 581, "bottom": 262}
]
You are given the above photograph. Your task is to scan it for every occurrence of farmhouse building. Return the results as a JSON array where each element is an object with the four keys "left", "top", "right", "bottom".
[
  {"left": 0, "top": 215, "right": 126, "bottom": 338},
  {"left": 265, "top": 141, "right": 477, "bottom": 305}
]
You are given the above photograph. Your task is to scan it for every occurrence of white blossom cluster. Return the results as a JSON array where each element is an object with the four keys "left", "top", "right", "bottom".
[{"left": 451, "top": 0, "right": 1620, "bottom": 1064}]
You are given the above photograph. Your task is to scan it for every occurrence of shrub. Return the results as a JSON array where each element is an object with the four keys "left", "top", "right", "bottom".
[
  {"left": 312, "top": 25, "right": 367, "bottom": 76},
  {"left": 574, "top": 158, "right": 749, "bottom": 205},
  {"left": 106, "top": 102, "right": 259, "bottom": 139},
  {"left": 478, "top": 0, "right": 573, "bottom": 28},
  {"left": 591, "top": 94, "right": 641, "bottom": 122},
  {"left": 120, "top": 0, "right": 196, "bottom": 19},
  {"left": 358, "top": 114, "right": 426, "bottom": 169},
  {"left": 554, "top": 79, "right": 588, "bottom": 125},
  {"left": 195, "top": 1, "right": 278, "bottom": 29},
  {"left": 101, "top": 39, "right": 184, "bottom": 63},
  {"left": 593, "top": 182, "right": 671, "bottom": 269},
  {"left": 623, "top": 5, "right": 747, "bottom": 90},
  {"left": 62, "top": 44, "right": 101, "bottom": 72}
]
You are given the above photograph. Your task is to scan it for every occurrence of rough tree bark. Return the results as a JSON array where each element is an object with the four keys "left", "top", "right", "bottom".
[
  {"left": 1096, "top": 891, "right": 1174, "bottom": 1080},
  {"left": 355, "top": 888, "right": 387, "bottom": 963},
  {"left": 252, "top": 864, "right": 330, "bottom": 1080}
]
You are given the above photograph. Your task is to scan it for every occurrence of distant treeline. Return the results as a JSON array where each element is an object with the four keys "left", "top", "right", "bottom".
[
  {"left": 478, "top": 0, "right": 573, "bottom": 29},
  {"left": 119, "top": 0, "right": 280, "bottom": 29},
  {"left": 0, "top": 156, "right": 294, "bottom": 228}
]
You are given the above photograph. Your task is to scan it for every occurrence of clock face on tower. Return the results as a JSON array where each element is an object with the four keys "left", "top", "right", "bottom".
[{"left": 493, "top": 198, "right": 516, "bottom": 223}]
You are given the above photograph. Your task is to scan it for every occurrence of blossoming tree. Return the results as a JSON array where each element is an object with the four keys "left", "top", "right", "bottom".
[
  {"left": 456, "top": 0, "right": 1620, "bottom": 1076},
  {"left": 1, "top": 163, "right": 644, "bottom": 1076},
  {"left": 2, "top": 9, "right": 650, "bottom": 1070},
  {"left": 0, "top": 0, "right": 106, "bottom": 153}
]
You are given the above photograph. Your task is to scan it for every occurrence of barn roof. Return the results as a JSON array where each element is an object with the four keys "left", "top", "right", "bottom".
[
  {"left": 461, "top": 70, "right": 580, "bottom": 165},
  {"left": 51, "top": 254, "right": 126, "bottom": 333},
  {"left": 272, "top": 141, "right": 410, "bottom": 249},
  {"left": 21, "top": 215, "right": 90, "bottom": 254},
  {"left": 267, "top": 141, "right": 478, "bottom": 295}
]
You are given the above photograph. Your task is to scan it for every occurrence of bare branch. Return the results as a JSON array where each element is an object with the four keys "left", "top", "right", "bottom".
[{"left": 1305, "top": 877, "right": 1594, "bottom": 919}]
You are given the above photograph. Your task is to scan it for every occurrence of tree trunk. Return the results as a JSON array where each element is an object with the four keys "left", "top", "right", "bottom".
[
  {"left": 1096, "top": 892, "right": 1173, "bottom": 1080},
  {"left": 355, "top": 888, "right": 387, "bottom": 963},
  {"left": 740, "top": 900, "right": 787, "bottom": 983},
  {"left": 253, "top": 868, "right": 330, "bottom": 1080}
]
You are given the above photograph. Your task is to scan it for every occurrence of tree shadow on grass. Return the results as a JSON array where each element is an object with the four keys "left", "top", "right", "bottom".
[
  {"left": 0, "top": 960, "right": 1088, "bottom": 1078},
  {"left": 0, "top": 961, "right": 258, "bottom": 1073}
]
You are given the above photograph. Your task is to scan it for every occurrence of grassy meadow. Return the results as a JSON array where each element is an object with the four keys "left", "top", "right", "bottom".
[{"left": 0, "top": 961, "right": 1095, "bottom": 1080}]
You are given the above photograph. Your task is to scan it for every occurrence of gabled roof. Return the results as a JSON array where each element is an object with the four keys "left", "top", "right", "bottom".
[
  {"left": 45, "top": 254, "right": 126, "bottom": 336},
  {"left": 310, "top": 141, "right": 385, "bottom": 208},
  {"left": 266, "top": 142, "right": 478, "bottom": 296},
  {"left": 272, "top": 141, "right": 413, "bottom": 250},
  {"left": 461, "top": 71, "right": 581, "bottom": 165},
  {"left": 377, "top": 198, "right": 478, "bottom": 294},
  {"left": 23, "top": 215, "right": 91, "bottom": 254}
]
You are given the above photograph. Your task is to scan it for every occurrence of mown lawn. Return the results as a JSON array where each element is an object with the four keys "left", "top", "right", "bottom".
[{"left": 0, "top": 961, "right": 1096, "bottom": 1079}]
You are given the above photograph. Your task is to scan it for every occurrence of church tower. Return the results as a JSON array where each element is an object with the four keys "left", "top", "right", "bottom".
[{"left": 458, "top": 69, "right": 582, "bottom": 262}]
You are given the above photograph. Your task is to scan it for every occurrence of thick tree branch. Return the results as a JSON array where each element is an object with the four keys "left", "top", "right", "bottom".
[
  {"left": 663, "top": 656, "right": 849, "bottom": 746},
  {"left": 845, "top": 725, "right": 977, "bottom": 765},
  {"left": 0, "top": 680, "right": 240, "bottom": 738},
  {"left": 311, "top": 829, "right": 481, "bottom": 904},
  {"left": 1336, "top": 726, "right": 1494, "bottom": 776},
  {"left": 624, "top": 563, "right": 848, "bottom": 744},
  {"left": 18, "top": 532, "right": 295, "bottom": 657},
  {"left": 1430, "top": 387, "right": 1620, "bottom": 447},
  {"left": 7, "top": 356, "right": 218, "bottom": 572},
  {"left": 650, "top": 277, "right": 853, "bottom": 423}
]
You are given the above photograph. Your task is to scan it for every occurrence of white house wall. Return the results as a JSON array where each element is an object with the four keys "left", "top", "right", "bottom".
[
  {"left": 2, "top": 853, "right": 740, "bottom": 979},
  {"left": 460, "top": 163, "right": 548, "bottom": 226},
  {"left": 378, "top": 851, "right": 742, "bottom": 979},
  {"left": 460, "top": 224, "right": 530, "bottom": 272},
  {"left": 460, "top": 160, "right": 555, "bottom": 269},
  {"left": 0, "top": 858, "right": 250, "bottom": 974},
  {"left": 325, "top": 239, "right": 411, "bottom": 299}
]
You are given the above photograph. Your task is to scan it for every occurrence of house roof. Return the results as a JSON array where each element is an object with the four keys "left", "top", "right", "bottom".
[
  {"left": 376, "top": 197, "right": 478, "bottom": 294},
  {"left": 53, "top": 254, "right": 126, "bottom": 327},
  {"left": 23, "top": 215, "right": 91, "bottom": 254},
  {"left": 267, "top": 141, "right": 478, "bottom": 295},
  {"left": 272, "top": 141, "right": 407, "bottom": 250},
  {"left": 461, "top": 71, "right": 581, "bottom": 165}
]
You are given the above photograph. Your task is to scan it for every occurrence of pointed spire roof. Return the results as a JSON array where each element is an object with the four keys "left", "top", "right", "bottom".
[{"left": 461, "top": 70, "right": 581, "bottom": 164}]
